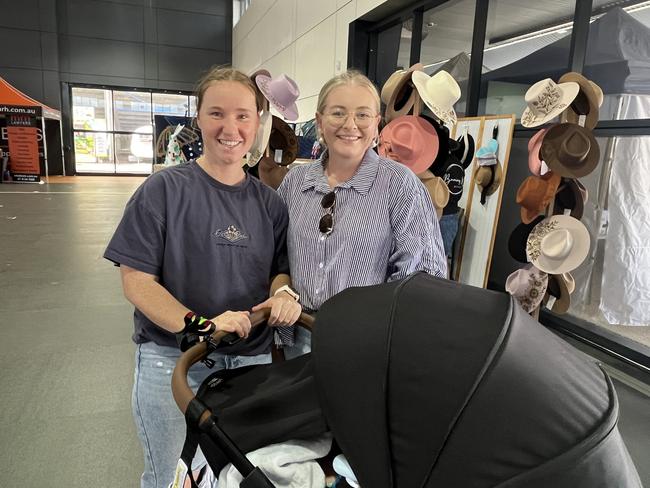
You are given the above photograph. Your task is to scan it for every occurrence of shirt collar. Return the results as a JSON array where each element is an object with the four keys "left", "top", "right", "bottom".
[{"left": 299, "top": 148, "right": 380, "bottom": 195}]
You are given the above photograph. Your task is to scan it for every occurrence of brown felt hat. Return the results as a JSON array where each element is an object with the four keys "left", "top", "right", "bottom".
[
  {"left": 516, "top": 172, "right": 562, "bottom": 224},
  {"left": 558, "top": 72, "right": 603, "bottom": 130},
  {"left": 540, "top": 123, "right": 600, "bottom": 178},
  {"left": 268, "top": 116, "right": 298, "bottom": 166},
  {"left": 381, "top": 64, "right": 424, "bottom": 123}
]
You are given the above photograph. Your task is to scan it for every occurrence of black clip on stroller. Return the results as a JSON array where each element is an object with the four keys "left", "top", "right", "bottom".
[{"left": 172, "top": 309, "right": 322, "bottom": 488}]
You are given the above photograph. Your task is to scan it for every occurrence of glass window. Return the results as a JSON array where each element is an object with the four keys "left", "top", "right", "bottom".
[
  {"left": 153, "top": 93, "right": 191, "bottom": 117},
  {"left": 71, "top": 88, "right": 112, "bottom": 131},
  {"left": 113, "top": 91, "right": 152, "bottom": 133},
  {"left": 115, "top": 132, "right": 153, "bottom": 174},
  {"left": 479, "top": 0, "right": 576, "bottom": 119},
  {"left": 562, "top": 134, "right": 650, "bottom": 349},
  {"left": 375, "top": 21, "right": 409, "bottom": 90},
  {"left": 585, "top": 1, "right": 650, "bottom": 122},
  {"left": 73, "top": 132, "right": 114, "bottom": 173},
  {"left": 189, "top": 96, "right": 198, "bottom": 118},
  {"left": 418, "top": 0, "right": 476, "bottom": 118}
]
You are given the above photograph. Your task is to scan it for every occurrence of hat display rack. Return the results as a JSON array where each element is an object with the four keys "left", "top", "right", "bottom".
[
  {"left": 507, "top": 72, "right": 603, "bottom": 318},
  {"left": 247, "top": 69, "right": 302, "bottom": 190},
  {"left": 378, "top": 65, "right": 473, "bottom": 221},
  {"left": 451, "top": 114, "right": 515, "bottom": 287}
]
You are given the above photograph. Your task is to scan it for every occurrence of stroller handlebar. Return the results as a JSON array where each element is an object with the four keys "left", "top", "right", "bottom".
[{"left": 172, "top": 308, "right": 315, "bottom": 417}]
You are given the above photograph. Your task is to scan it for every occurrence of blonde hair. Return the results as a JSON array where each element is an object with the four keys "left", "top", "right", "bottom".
[
  {"left": 316, "top": 70, "right": 381, "bottom": 114},
  {"left": 194, "top": 65, "right": 263, "bottom": 113}
]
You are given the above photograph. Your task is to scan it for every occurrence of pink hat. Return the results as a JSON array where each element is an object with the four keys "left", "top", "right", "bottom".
[
  {"left": 527, "top": 127, "right": 551, "bottom": 176},
  {"left": 255, "top": 73, "right": 300, "bottom": 121},
  {"left": 378, "top": 115, "right": 439, "bottom": 174}
]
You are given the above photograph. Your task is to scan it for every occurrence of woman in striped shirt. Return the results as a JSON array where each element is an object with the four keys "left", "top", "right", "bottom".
[{"left": 273, "top": 70, "right": 447, "bottom": 358}]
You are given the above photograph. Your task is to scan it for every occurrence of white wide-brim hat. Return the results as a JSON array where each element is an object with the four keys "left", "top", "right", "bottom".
[
  {"left": 520, "top": 78, "right": 580, "bottom": 128},
  {"left": 246, "top": 110, "right": 272, "bottom": 167},
  {"left": 411, "top": 70, "right": 461, "bottom": 127},
  {"left": 526, "top": 215, "right": 590, "bottom": 274}
]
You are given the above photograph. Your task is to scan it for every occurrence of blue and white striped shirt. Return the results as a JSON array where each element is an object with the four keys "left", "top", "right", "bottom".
[{"left": 277, "top": 148, "right": 447, "bottom": 311}]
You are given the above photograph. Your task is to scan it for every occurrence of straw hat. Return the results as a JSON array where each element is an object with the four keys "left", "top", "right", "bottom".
[
  {"left": 516, "top": 172, "right": 562, "bottom": 224},
  {"left": 411, "top": 70, "right": 461, "bottom": 127},
  {"left": 268, "top": 116, "right": 298, "bottom": 166},
  {"left": 526, "top": 215, "right": 590, "bottom": 274},
  {"left": 520, "top": 78, "right": 580, "bottom": 128},
  {"left": 508, "top": 215, "right": 545, "bottom": 263},
  {"left": 552, "top": 178, "right": 585, "bottom": 220},
  {"left": 246, "top": 110, "right": 273, "bottom": 167},
  {"left": 418, "top": 170, "right": 449, "bottom": 219},
  {"left": 558, "top": 72, "right": 603, "bottom": 130},
  {"left": 544, "top": 272, "right": 576, "bottom": 314},
  {"left": 475, "top": 163, "right": 502, "bottom": 196},
  {"left": 382, "top": 64, "right": 424, "bottom": 123},
  {"left": 506, "top": 264, "right": 549, "bottom": 313},
  {"left": 378, "top": 115, "right": 439, "bottom": 174},
  {"left": 527, "top": 126, "right": 552, "bottom": 176},
  {"left": 255, "top": 73, "right": 300, "bottom": 121},
  {"left": 540, "top": 123, "right": 600, "bottom": 178}
]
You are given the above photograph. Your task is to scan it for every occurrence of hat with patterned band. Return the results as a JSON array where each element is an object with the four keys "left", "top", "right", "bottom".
[
  {"left": 540, "top": 123, "right": 600, "bottom": 178},
  {"left": 411, "top": 70, "right": 461, "bottom": 127},
  {"left": 526, "top": 214, "right": 590, "bottom": 274},
  {"left": 246, "top": 110, "right": 273, "bottom": 167},
  {"left": 418, "top": 170, "right": 449, "bottom": 219},
  {"left": 520, "top": 78, "right": 580, "bottom": 128},
  {"left": 378, "top": 115, "right": 439, "bottom": 174},
  {"left": 382, "top": 64, "right": 424, "bottom": 123},
  {"left": 255, "top": 73, "right": 300, "bottom": 121},
  {"left": 558, "top": 72, "right": 603, "bottom": 130},
  {"left": 543, "top": 272, "right": 575, "bottom": 314},
  {"left": 516, "top": 172, "right": 562, "bottom": 224},
  {"left": 506, "top": 264, "right": 549, "bottom": 314}
]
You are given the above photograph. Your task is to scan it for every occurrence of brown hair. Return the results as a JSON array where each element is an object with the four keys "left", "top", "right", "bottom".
[
  {"left": 194, "top": 65, "right": 263, "bottom": 113},
  {"left": 316, "top": 70, "right": 381, "bottom": 114}
]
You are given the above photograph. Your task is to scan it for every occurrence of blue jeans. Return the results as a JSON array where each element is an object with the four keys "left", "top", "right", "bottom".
[
  {"left": 439, "top": 212, "right": 461, "bottom": 257},
  {"left": 132, "top": 342, "right": 272, "bottom": 488},
  {"left": 283, "top": 326, "right": 312, "bottom": 360}
]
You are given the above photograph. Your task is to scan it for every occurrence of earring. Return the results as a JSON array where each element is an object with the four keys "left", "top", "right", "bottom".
[{"left": 318, "top": 136, "right": 325, "bottom": 145}]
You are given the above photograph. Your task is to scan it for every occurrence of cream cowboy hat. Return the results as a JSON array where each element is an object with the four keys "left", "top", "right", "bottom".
[
  {"left": 520, "top": 78, "right": 580, "bottom": 128},
  {"left": 526, "top": 215, "right": 590, "bottom": 274},
  {"left": 246, "top": 110, "right": 273, "bottom": 167},
  {"left": 506, "top": 264, "right": 549, "bottom": 314},
  {"left": 411, "top": 70, "right": 461, "bottom": 127}
]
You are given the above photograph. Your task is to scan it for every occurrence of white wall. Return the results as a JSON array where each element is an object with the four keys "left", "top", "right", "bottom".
[{"left": 233, "top": 0, "right": 387, "bottom": 121}]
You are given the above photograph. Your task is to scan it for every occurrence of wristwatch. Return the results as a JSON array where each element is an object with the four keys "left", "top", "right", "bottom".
[{"left": 274, "top": 285, "right": 300, "bottom": 302}]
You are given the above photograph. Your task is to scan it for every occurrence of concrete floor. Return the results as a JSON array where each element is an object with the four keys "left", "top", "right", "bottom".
[{"left": 0, "top": 175, "right": 648, "bottom": 487}]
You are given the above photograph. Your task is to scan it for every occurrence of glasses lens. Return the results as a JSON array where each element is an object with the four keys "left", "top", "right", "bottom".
[
  {"left": 321, "top": 191, "right": 336, "bottom": 210},
  {"left": 319, "top": 213, "right": 333, "bottom": 234}
]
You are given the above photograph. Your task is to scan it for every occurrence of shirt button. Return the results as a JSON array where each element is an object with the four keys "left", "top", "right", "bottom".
[
  {"left": 319, "top": 262, "right": 324, "bottom": 269},
  {"left": 320, "top": 235, "right": 325, "bottom": 241},
  {"left": 315, "top": 289, "right": 320, "bottom": 294}
]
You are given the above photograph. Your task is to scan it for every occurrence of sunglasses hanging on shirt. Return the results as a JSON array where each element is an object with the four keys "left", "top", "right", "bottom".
[{"left": 319, "top": 191, "right": 336, "bottom": 235}]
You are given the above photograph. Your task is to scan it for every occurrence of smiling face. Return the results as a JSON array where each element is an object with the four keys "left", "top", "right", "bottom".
[
  {"left": 316, "top": 83, "right": 380, "bottom": 164},
  {"left": 196, "top": 81, "right": 259, "bottom": 166}
]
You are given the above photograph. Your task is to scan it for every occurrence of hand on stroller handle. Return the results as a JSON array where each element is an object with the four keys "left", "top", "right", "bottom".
[{"left": 172, "top": 307, "right": 315, "bottom": 417}]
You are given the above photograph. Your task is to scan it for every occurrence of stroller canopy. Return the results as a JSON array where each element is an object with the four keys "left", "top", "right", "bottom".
[{"left": 312, "top": 273, "right": 641, "bottom": 488}]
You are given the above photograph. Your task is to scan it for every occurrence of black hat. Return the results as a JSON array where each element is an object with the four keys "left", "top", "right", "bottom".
[{"left": 508, "top": 215, "right": 545, "bottom": 263}]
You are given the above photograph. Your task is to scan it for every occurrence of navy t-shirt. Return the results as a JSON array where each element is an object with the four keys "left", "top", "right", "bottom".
[{"left": 104, "top": 160, "right": 289, "bottom": 355}]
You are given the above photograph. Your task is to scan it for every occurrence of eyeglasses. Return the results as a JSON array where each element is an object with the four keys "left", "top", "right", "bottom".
[
  {"left": 319, "top": 191, "right": 336, "bottom": 235},
  {"left": 322, "top": 110, "right": 378, "bottom": 129}
]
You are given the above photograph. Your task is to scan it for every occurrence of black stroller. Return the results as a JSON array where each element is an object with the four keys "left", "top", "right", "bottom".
[{"left": 172, "top": 272, "right": 642, "bottom": 487}]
